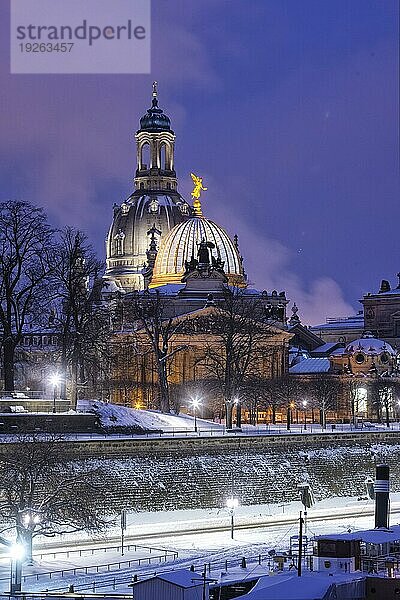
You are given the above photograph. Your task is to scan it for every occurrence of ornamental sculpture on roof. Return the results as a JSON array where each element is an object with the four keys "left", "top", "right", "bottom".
[{"left": 190, "top": 173, "right": 207, "bottom": 216}]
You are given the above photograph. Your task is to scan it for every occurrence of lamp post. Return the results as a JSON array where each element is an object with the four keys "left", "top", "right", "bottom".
[
  {"left": 302, "top": 400, "right": 308, "bottom": 430},
  {"left": 191, "top": 398, "right": 201, "bottom": 433},
  {"left": 234, "top": 397, "right": 241, "bottom": 429},
  {"left": 49, "top": 374, "right": 61, "bottom": 413},
  {"left": 287, "top": 402, "right": 295, "bottom": 431},
  {"left": 9, "top": 543, "right": 25, "bottom": 595},
  {"left": 226, "top": 497, "right": 239, "bottom": 539}
]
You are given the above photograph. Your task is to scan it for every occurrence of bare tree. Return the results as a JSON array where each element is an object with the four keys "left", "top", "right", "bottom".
[
  {"left": 0, "top": 200, "right": 55, "bottom": 391},
  {"left": 309, "top": 375, "right": 342, "bottom": 429},
  {"left": 369, "top": 377, "right": 400, "bottom": 427},
  {"left": 53, "top": 228, "right": 109, "bottom": 407},
  {"left": 196, "top": 289, "right": 279, "bottom": 429},
  {"left": 0, "top": 432, "right": 114, "bottom": 562},
  {"left": 127, "top": 290, "right": 187, "bottom": 413},
  {"left": 269, "top": 374, "right": 303, "bottom": 429}
]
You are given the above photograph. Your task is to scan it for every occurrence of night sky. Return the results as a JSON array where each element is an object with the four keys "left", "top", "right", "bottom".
[{"left": 0, "top": 1, "right": 398, "bottom": 324}]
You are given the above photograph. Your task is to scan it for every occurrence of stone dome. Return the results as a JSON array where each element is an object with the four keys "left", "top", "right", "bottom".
[
  {"left": 150, "top": 215, "right": 246, "bottom": 288},
  {"left": 105, "top": 190, "right": 191, "bottom": 290},
  {"left": 345, "top": 336, "right": 395, "bottom": 356}
]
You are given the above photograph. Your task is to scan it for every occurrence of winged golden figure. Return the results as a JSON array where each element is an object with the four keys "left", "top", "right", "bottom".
[{"left": 190, "top": 173, "right": 207, "bottom": 200}]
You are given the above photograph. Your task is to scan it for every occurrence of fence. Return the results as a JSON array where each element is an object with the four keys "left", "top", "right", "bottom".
[
  {"left": 34, "top": 542, "right": 177, "bottom": 561},
  {"left": 0, "top": 550, "right": 178, "bottom": 586}
]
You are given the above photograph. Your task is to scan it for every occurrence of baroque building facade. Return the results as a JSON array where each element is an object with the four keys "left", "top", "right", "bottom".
[{"left": 100, "top": 83, "right": 296, "bottom": 413}]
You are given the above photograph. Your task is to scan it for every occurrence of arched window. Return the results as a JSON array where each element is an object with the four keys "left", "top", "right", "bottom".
[
  {"left": 140, "top": 143, "right": 150, "bottom": 170},
  {"left": 114, "top": 229, "right": 125, "bottom": 256},
  {"left": 160, "top": 143, "right": 167, "bottom": 170}
]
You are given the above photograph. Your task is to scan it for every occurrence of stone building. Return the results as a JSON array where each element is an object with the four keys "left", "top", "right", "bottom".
[
  {"left": 311, "top": 273, "right": 400, "bottom": 348},
  {"left": 290, "top": 332, "right": 399, "bottom": 423},
  {"left": 101, "top": 83, "right": 298, "bottom": 413},
  {"left": 104, "top": 82, "right": 192, "bottom": 292}
]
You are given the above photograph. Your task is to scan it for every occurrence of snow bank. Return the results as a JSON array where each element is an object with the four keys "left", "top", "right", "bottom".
[{"left": 78, "top": 399, "right": 223, "bottom": 434}]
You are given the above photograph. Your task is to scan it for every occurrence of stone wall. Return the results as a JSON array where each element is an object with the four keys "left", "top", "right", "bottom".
[
  {"left": 2, "top": 432, "right": 400, "bottom": 512},
  {"left": 74, "top": 432, "right": 400, "bottom": 512}
]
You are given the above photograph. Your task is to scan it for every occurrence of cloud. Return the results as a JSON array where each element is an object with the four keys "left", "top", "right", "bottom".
[
  {"left": 229, "top": 220, "right": 355, "bottom": 326},
  {"left": 187, "top": 170, "right": 355, "bottom": 325}
]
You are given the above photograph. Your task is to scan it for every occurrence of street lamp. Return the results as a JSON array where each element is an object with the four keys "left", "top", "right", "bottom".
[
  {"left": 191, "top": 398, "right": 201, "bottom": 433},
  {"left": 9, "top": 542, "right": 25, "bottom": 595},
  {"left": 287, "top": 401, "right": 295, "bottom": 431},
  {"left": 233, "top": 397, "right": 242, "bottom": 429},
  {"left": 49, "top": 373, "right": 61, "bottom": 413},
  {"left": 302, "top": 400, "right": 308, "bottom": 430},
  {"left": 226, "top": 497, "right": 239, "bottom": 539}
]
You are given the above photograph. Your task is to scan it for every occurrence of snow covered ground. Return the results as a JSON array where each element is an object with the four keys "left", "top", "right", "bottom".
[
  {"left": 2, "top": 494, "right": 400, "bottom": 594},
  {"left": 78, "top": 399, "right": 224, "bottom": 433}
]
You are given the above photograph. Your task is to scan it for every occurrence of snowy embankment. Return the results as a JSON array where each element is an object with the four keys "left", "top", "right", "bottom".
[{"left": 78, "top": 399, "right": 223, "bottom": 434}]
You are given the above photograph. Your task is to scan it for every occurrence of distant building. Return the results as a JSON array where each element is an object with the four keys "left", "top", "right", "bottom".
[{"left": 311, "top": 273, "right": 400, "bottom": 349}]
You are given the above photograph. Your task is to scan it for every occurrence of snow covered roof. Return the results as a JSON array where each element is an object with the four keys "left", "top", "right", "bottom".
[
  {"left": 147, "top": 283, "right": 185, "bottom": 295},
  {"left": 369, "top": 288, "right": 400, "bottom": 296},
  {"left": 289, "top": 358, "right": 330, "bottom": 374},
  {"left": 311, "top": 315, "right": 364, "bottom": 331},
  {"left": 345, "top": 337, "right": 395, "bottom": 355},
  {"left": 132, "top": 569, "right": 204, "bottom": 589},
  {"left": 315, "top": 525, "right": 400, "bottom": 545},
  {"left": 310, "top": 343, "right": 343, "bottom": 356},
  {"left": 236, "top": 572, "right": 361, "bottom": 600}
]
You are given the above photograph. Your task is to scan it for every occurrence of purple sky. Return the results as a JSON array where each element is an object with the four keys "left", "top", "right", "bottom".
[{"left": 0, "top": 1, "right": 398, "bottom": 324}]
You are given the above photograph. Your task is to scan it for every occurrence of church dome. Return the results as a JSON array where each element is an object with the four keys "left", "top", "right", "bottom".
[
  {"left": 139, "top": 96, "right": 171, "bottom": 132},
  {"left": 105, "top": 190, "right": 191, "bottom": 290},
  {"left": 150, "top": 215, "right": 246, "bottom": 288}
]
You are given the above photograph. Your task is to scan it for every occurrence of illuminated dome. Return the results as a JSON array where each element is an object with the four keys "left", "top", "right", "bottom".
[
  {"left": 105, "top": 191, "right": 191, "bottom": 290},
  {"left": 150, "top": 215, "right": 246, "bottom": 288}
]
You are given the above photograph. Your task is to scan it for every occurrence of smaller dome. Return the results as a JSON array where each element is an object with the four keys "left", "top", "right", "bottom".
[
  {"left": 345, "top": 337, "right": 395, "bottom": 356},
  {"left": 139, "top": 97, "right": 171, "bottom": 132},
  {"left": 150, "top": 215, "right": 245, "bottom": 288}
]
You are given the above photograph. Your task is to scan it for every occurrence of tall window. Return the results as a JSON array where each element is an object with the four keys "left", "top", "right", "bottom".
[
  {"left": 114, "top": 230, "right": 125, "bottom": 256},
  {"left": 160, "top": 143, "right": 167, "bottom": 170},
  {"left": 141, "top": 143, "right": 150, "bottom": 170}
]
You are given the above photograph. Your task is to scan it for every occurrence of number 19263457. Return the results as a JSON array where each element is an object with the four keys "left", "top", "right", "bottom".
[{"left": 19, "top": 42, "right": 74, "bottom": 52}]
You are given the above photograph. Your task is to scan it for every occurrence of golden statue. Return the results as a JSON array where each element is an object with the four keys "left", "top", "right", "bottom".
[{"left": 190, "top": 173, "right": 207, "bottom": 216}]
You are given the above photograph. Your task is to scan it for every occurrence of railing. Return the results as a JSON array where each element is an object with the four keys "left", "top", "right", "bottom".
[
  {"left": 0, "top": 422, "right": 399, "bottom": 441},
  {"left": 41, "top": 549, "right": 313, "bottom": 594},
  {"left": 34, "top": 542, "right": 176, "bottom": 561},
  {"left": 0, "top": 550, "right": 178, "bottom": 585}
]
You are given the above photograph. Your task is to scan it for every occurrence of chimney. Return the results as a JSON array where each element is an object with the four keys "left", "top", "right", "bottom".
[{"left": 374, "top": 464, "right": 390, "bottom": 529}]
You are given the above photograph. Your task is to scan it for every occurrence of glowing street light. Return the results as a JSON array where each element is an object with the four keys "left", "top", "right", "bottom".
[
  {"left": 49, "top": 373, "right": 61, "bottom": 413},
  {"left": 226, "top": 497, "right": 239, "bottom": 539},
  {"left": 302, "top": 400, "right": 308, "bottom": 430},
  {"left": 22, "top": 512, "right": 40, "bottom": 527},
  {"left": 191, "top": 398, "right": 201, "bottom": 433}
]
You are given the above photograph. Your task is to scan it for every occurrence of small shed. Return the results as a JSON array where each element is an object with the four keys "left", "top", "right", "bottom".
[{"left": 131, "top": 568, "right": 207, "bottom": 600}]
